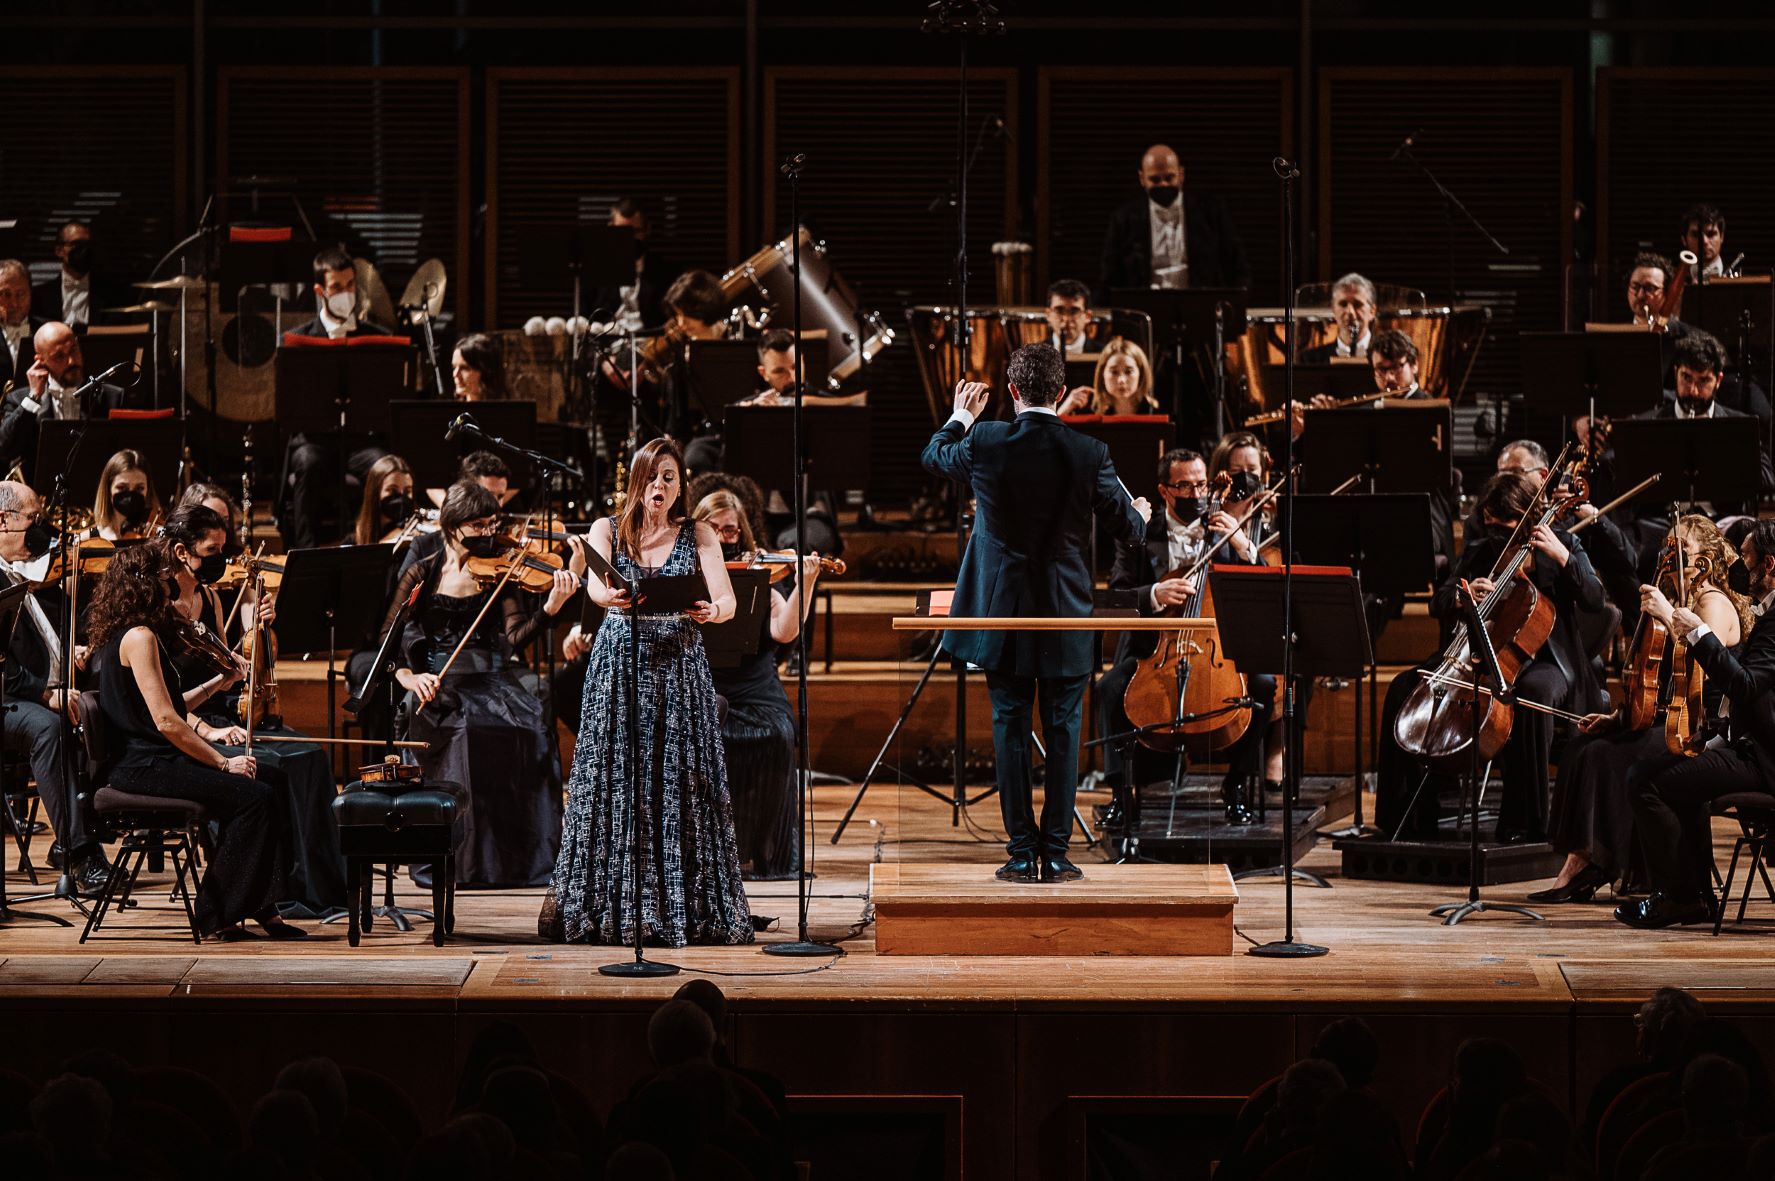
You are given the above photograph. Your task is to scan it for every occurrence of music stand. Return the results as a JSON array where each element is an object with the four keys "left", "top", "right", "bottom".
[
  {"left": 1290, "top": 363, "right": 1379, "bottom": 402},
  {"left": 1299, "top": 402, "right": 1452, "bottom": 496},
  {"left": 390, "top": 400, "right": 537, "bottom": 490},
  {"left": 1111, "top": 287, "right": 1249, "bottom": 437},
  {"left": 1687, "top": 277, "right": 1775, "bottom": 407},
  {"left": 276, "top": 339, "right": 412, "bottom": 535},
  {"left": 686, "top": 340, "right": 767, "bottom": 421},
  {"left": 1608, "top": 417, "right": 1764, "bottom": 509},
  {"left": 273, "top": 545, "right": 396, "bottom": 773},
  {"left": 0, "top": 578, "right": 69, "bottom": 928},
  {"left": 702, "top": 568, "right": 772, "bottom": 670},
  {"left": 218, "top": 233, "right": 316, "bottom": 314},
  {"left": 35, "top": 418, "right": 180, "bottom": 503},
  {"left": 1519, "top": 331, "right": 1665, "bottom": 419},
  {"left": 723, "top": 405, "right": 872, "bottom": 491}
]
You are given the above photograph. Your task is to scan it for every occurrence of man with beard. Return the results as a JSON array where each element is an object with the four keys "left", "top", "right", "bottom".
[{"left": 0, "top": 321, "right": 136, "bottom": 483}]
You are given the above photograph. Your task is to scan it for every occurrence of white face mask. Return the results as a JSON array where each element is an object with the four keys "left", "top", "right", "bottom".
[{"left": 324, "top": 290, "right": 357, "bottom": 321}]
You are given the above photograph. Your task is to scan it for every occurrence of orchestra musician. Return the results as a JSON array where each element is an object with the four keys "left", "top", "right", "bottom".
[
  {"left": 1639, "top": 331, "right": 1774, "bottom": 504},
  {"left": 91, "top": 449, "right": 161, "bottom": 540},
  {"left": 1532, "top": 516, "right": 1749, "bottom": 906},
  {"left": 0, "top": 479, "right": 110, "bottom": 894},
  {"left": 1618, "top": 518, "right": 1775, "bottom": 929},
  {"left": 1095, "top": 143, "right": 1251, "bottom": 301},
  {"left": 399, "top": 451, "right": 508, "bottom": 578},
  {"left": 31, "top": 221, "right": 114, "bottom": 332},
  {"left": 1058, "top": 337, "right": 1160, "bottom": 417},
  {"left": 1045, "top": 279, "right": 1103, "bottom": 357},
  {"left": 1679, "top": 203, "right": 1730, "bottom": 281},
  {"left": 547, "top": 437, "right": 753, "bottom": 945},
  {"left": 177, "top": 482, "right": 243, "bottom": 546},
  {"left": 924, "top": 345, "right": 1152, "bottom": 883},
  {"left": 0, "top": 259, "right": 44, "bottom": 392},
  {"left": 0, "top": 321, "right": 136, "bottom": 484},
  {"left": 384, "top": 480, "right": 579, "bottom": 887},
  {"left": 691, "top": 484, "right": 825, "bottom": 879},
  {"left": 593, "top": 196, "right": 675, "bottom": 333},
  {"left": 86, "top": 542, "right": 302, "bottom": 941},
  {"left": 1301, "top": 273, "right": 1377, "bottom": 364},
  {"left": 355, "top": 453, "right": 416, "bottom": 548},
  {"left": 450, "top": 332, "right": 507, "bottom": 401}
]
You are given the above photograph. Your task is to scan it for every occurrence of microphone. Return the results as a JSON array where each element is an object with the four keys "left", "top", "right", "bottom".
[
  {"left": 445, "top": 412, "right": 480, "bottom": 443},
  {"left": 1389, "top": 129, "right": 1423, "bottom": 161},
  {"left": 91, "top": 361, "right": 135, "bottom": 386},
  {"left": 1271, "top": 157, "right": 1299, "bottom": 179}
]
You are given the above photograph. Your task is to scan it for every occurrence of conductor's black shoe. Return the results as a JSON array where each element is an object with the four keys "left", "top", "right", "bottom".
[
  {"left": 994, "top": 855, "right": 1038, "bottom": 883},
  {"left": 1612, "top": 892, "right": 1712, "bottom": 930},
  {"left": 1039, "top": 856, "right": 1083, "bottom": 883}
]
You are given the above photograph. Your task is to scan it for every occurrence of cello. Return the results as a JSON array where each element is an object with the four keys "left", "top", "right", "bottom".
[
  {"left": 1394, "top": 452, "right": 1585, "bottom": 772},
  {"left": 1619, "top": 537, "right": 1676, "bottom": 732},
  {"left": 1662, "top": 542, "right": 1712, "bottom": 757}
]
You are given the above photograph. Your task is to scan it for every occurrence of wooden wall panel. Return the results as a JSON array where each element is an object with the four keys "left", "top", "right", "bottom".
[
  {"left": 0, "top": 67, "right": 186, "bottom": 288},
  {"left": 218, "top": 67, "right": 470, "bottom": 321},
  {"left": 487, "top": 68, "right": 740, "bottom": 328},
  {"left": 1319, "top": 68, "right": 1571, "bottom": 401},
  {"left": 1039, "top": 67, "right": 1293, "bottom": 304}
]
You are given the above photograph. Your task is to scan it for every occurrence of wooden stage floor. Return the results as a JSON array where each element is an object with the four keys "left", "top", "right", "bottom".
[{"left": 5, "top": 781, "right": 1774, "bottom": 1181}]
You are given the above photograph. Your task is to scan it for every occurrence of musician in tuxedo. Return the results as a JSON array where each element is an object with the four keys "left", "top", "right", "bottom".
[
  {"left": 1094, "top": 143, "right": 1250, "bottom": 303},
  {"left": 1300, "top": 273, "right": 1377, "bottom": 365},
  {"left": 1616, "top": 262, "right": 1771, "bottom": 426},
  {"left": 1096, "top": 447, "right": 1272, "bottom": 822},
  {"left": 1679, "top": 203, "right": 1729, "bottom": 282},
  {"left": 0, "top": 322, "right": 136, "bottom": 484},
  {"left": 0, "top": 260, "right": 44, "bottom": 392},
  {"left": 922, "top": 343, "right": 1151, "bottom": 883},
  {"left": 1636, "top": 330, "right": 1775, "bottom": 504},
  {"left": 279, "top": 245, "right": 396, "bottom": 548},
  {"left": 0, "top": 480, "right": 110, "bottom": 893},
  {"left": 30, "top": 220, "right": 116, "bottom": 332},
  {"left": 1619, "top": 518, "right": 1775, "bottom": 928}
]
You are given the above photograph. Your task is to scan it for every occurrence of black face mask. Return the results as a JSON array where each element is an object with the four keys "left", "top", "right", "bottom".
[
  {"left": 720, "top": 542, "right": 744, "bottom": 562},
  {"left": 21, "top": 521, "right": 53, "bottom": 560},
  {"left": 461, "top": 534, "right": 503, "bottom": 559},
  {"left": 192, "top": 552, "right": 227, "bottom": 586},
  {"left": 1173, "top": 495, "right": 1209, "bottom": 525},
  {"left": 1728, "top": 559, "right": 1752, "bottom": 596},
  {"left": 379, "top": 492, "right": 414, "bottom": 523},
  {"left": 1225, "top": 470, "right": 1265, "bottom": 502},
  {"left": 1147, "top": 184, "right": 1180, "bottom": 208},
  {"left": 64, "top": 239, "right": 94, "bottom": 276},
  {"left": 112, "top": 490, "right": 148, "bottom": 525}
]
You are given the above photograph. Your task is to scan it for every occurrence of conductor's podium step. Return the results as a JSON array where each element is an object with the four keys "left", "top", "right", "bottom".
[{"left": 870, "top": 862, "right": 1238, "bottom": 956}]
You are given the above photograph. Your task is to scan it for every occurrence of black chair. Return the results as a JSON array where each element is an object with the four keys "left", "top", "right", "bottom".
[
  {"left": 74, "top": 690, "right": 208, "bottom": 944},
  {"left": 1710, "top": 791, "right": 1775, "bottom": 936},
  {"left": 330, "top": 776, "right": 462, "bottom": 947},
  {"left": 1, "top": 752, "right": 43, "bottom": 883}
]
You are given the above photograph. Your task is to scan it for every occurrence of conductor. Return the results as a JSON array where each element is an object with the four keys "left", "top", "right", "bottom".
[{"left": 923, "top": 343, "right": 1152, "bottom": 884}]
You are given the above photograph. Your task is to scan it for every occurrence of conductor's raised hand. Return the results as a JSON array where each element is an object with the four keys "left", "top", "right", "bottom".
[{"left": 952, "top": 380, "right": 990, "bottom": 421}]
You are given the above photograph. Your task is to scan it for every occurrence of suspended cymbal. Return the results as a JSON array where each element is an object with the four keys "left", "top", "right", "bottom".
[
  {"left": 104, "top": 300, "right": 176, "bottom": 315},
  {"left": 134, "top": 274, "right": 207, "bottom": 291},
  {"left": 354, "top": 257, "right": 398, "bottom": 330},
  {"left": 399, "top": 258, "right": 448, "bottom": 319}
]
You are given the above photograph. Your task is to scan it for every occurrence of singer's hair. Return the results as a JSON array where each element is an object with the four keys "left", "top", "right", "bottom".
[
  {"left": 356, "top": 454, "right": 413, "bottom": 547},
  {"left": 92, "top": 449, "right": 162, "bottom": 537},
  {"left": 1331, "top": 272, "right": 1376, "bottom": 309},
  {"left": 1088, "top": 338, "right": 1156, "bottom": 414},
  {"left": 1046, "top": 278, "right": 1090, "bottom": 307},
  {"left": 1368, "top": 328, "right": 1419, "bottom": 367},
  {"left": 664, "top": 269, "right": 727, "bottom": 327},
  {"left": 452, "top": 332, "right": 506, "bottom": 400},
  {"left": 615, "top": 438, "right": 687, "bottom": 562},
  {"left": 1629, "top": 251, "right": 1674, "bottom": 286},
  {"left": 312, "top": 245, "right": 355, "bottom": 287},
  {"left": 438, "top": 479, "right": 500, "bottom": 543},
  {"left": 160, "top": 503, "right": 228, "bottom": 558},
  {"left": 1680, "top": 204, "right": 1725, "bottom": 237},
  {"left": 1005, "top": 342, "right": 1066, "bottom": 407},
  {"left": 691, "top": 490, "right": 756, "bottom": 552},
  {"left": 1673, "top": 330, "right": 1728, "bottom": 376},
  {"left": 458, "top": 450, "right": 511, "bottom": 485},
  {"left": 757, "top": 328, "right": 795, "bottom": 361},
  {"left": 1158, "top": 448, "right": 1204, "bottom": 486}
]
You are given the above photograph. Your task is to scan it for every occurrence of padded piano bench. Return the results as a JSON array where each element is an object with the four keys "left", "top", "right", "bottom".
[{"left": 331, "top": 779, "right": 465, "bottom": 947}]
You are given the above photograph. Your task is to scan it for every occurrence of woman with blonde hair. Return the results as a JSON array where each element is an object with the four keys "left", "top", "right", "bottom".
[
  {"left": 1059, "top": 337, "right": 1158, "bottom": 416},
  {"left": 1532, "top": 514, "right": 1751, "bottom": 904}
]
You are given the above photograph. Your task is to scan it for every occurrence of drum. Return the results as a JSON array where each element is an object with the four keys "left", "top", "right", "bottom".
[
  {"left": 722, "top": 227, "right": 895, "bottom": 388},
  {"left": 905, "top": 306, "right": 1009, "bottom": 425},
  {"left": 495, "top": 330, "right": 571, "bottom": 423}
]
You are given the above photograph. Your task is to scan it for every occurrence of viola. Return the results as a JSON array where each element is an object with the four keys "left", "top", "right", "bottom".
[
  {"left": 1621, "top": 540, "right": 1676, "bottom": 731},
  {"left": 1663, "top": 550, "right": 1712, "bottom": 757},
  {"left": 463, "top": 534, "right": 568, "bottom": 593},
  {"left": 23, "top": 534, "right": 117, "bottom": 590}
]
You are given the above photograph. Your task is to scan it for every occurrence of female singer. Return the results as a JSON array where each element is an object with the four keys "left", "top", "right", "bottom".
[
  {"left": 548, "top": 438, "right": 752, "bottom": 945},
  {"left": 1531, "top": 516, "right": 1750, "bottom": 903},
  {"left": 86, "top": 543, "right": 301, "bottom": 940},
  {"left": 451, "top": 333, "right": 507, "bottom": 401},
  {"left": 354, "top": 453, "right": 417, "bottom": 547},
  {"left": 91, "top": 449, "right": 162, "bottom": 540},
  {"left": 161, "top": 504, "right": 347, "bottom": 916},
  {"left": 1058, "top": 338, "right": 1159, "bottom": 416},
  {"left": 691, "top": 486, "right": 824, "bottom": 879},
  {"left": 383, "top": 480, "right": 578, "bottom": 887}
]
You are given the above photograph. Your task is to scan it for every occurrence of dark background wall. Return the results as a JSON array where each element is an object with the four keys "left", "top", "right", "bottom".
[{"left": 6, "top": 1, "right": 1773, "bottom": 496}]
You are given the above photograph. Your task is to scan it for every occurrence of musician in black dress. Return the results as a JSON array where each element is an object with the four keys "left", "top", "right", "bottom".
[
  {"left": 383, "top": 480, "right": 579, "bottom": 887},
  {"left": 86, "top": 543, "right": 302, "bottom": 940},
  {"left": 691, "top": 486, "right": 825, "bottom": 879}
]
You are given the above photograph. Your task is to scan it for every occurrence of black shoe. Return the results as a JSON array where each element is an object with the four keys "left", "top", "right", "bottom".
[
  {"left": 70, "top": 856, "right": 114, "bottom": 897},
  {"left": 1224, "top": 801, "right": 1256, "bottom": 825},
  {"left": 1613, "top": 892, "right": 1712, "bottom": 930},
  {"left": 995, "top": 855, "right": 1038, "bottom": 883},
  {"left": 1039, "top": 856, "right": 1083, "bottom": 883},
  {"left": 46, "top": 841, "right": 66, "bottom": 870},
  {"left": 1526, "top": 862, "right": 1610, "bottom": 905}
]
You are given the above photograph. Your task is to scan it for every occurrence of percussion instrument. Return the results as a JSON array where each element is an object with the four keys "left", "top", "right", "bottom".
[{"left": 722, "top": 227, "right": 894, "bottom": 387}]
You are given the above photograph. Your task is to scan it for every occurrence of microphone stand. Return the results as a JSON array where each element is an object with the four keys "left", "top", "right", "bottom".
[
  {"left": 1248, "top": 157, "right": 1327, "bottom": 960},
  {"left": 1395, "top": 138, "right": 1510, "bottom": 305},
  {"left": 765, "top": 153, "right": 841, "bottom": 960}
]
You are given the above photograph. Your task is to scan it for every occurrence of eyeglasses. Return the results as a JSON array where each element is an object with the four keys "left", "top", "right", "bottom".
[
  {"left": 1628, "top": 282, "right": 1664, "bottom": 296},
  {"left": 463, "top": 518, "right": 499, "bottom": 534},
  {"left": 714, "top": 524, "right": 742, "bottom": 540},
  {"left": 1160, "top": 480, "right": 1210, "bottom": 493}
]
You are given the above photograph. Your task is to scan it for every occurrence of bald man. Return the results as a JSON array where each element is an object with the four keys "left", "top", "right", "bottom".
[
  {"left": 0, "top": 321, "right": 136, "bottom": 483},
  {"left": 1094, "top": 143, "right": 1251, "bottom": 305}
]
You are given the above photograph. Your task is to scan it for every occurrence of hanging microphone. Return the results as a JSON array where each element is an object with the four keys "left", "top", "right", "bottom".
[
  {"left": 1389, "top": 129, "right": 1423, "bottom": 161},
  {"left": 444, "top": 412, "right": 480, "bottom": 443},
  {"left": 1271, "top": 157, "right": 1299, "bottom": 179}
]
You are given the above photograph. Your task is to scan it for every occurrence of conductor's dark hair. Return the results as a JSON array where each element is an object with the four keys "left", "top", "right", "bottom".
[
  {"left": 1158, "top": 448, "right": 1204, "bottom": 485},
  {"left": 438, "top": 480, "right": 501, "bottom": 537},
  {"left": 458, "top": 450, "right": 511, "bottom": 483},
  {"left": 1672, "top": 330, "right": 1728, "bottom": 376},
  {"left": 1630, "top": 251, "right": 1674, "bottom": 285},
  {"left": 312, "top": 245, "right": 354, "bottom": 286},
  {"left": 160, "top": 503, "right": 228, "bottom": 553},
  {"left": 663, "top": 269, "right": 727, "bottom": 326},
  {"left": 757, "top": 328, "right": 795, "bottom": 360},
  {"left": 1005, "top": 342, "right": 1066, "bottom": 407},
  {"left": 1046, "top": 278, "right": 1090, "bottom": 305},
  {"left": 1367, "top": 328, "right": 1419, "bottom": 366},
  {"left": 1681, "top": 203, "right": 1724, "bottom": 235}
]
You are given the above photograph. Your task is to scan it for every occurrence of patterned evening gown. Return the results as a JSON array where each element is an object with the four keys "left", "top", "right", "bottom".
[{"left": 551, "top": 519, "right": 753, "bottom": 946}]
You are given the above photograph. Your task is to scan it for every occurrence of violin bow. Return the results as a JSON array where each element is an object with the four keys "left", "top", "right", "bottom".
[
  {"left": 416, "top": 511, "right": 538, "bottom": 715},
  {"left": 1180, "top": 467, "right": 1294, "bottom": 584}
]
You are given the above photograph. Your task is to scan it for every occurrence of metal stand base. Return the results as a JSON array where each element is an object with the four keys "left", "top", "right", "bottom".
[
  {"left": 599, "top": 959, "right": 680, "bottom": 978},
  {"left": 1430, "top": 899, "right": 1543, "bottom": 926},
  {"left": 0, "top": 902, "right": 73, "bottom": 927},
  {"left": 1233, "top": 865, "right": 1332, "bottom": 888},
  {"left": 1248, "top": 938, "right": 1329, "bottom": 958},
  {"left": 323, "top": 905, "right": 431, "bottom": 933},
  {"left": 764, "top": 940, "right": 845, "bottom": 958}
]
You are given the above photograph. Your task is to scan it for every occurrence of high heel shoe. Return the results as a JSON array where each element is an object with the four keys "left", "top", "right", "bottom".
[{"left": 1525, "top": 862, "right": 1609, "bottom": 904}]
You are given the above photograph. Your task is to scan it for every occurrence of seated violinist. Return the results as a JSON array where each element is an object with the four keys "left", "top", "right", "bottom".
[
  {"left": 1058, "top": 338, "right": 1160, "bottom": 417},
  {"left": 1097, "top": 447, "right": 1270, "bottom": 823},
  {"left": 399, "top": 450, "right": 507, "bottom": 578},
  {"left": 91, "top": 448, "right": 162, "bottom": 540},
  {"left": 383, "top": 480, "right": 580, "bottom": 887}
]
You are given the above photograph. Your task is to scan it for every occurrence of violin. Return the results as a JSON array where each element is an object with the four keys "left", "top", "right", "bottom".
[
  {"left": 1394, "top": 449, "right": 1586, "bottom": 771},
  {"left": 237, "top": 562, "right": 281, "bottom": 731},
  {"left": 214, "top": 554, "right": 284, "bottom": 592},
  {"left": 167, "top": 616, "right": 239, "bottom": 680},
  {"left": 1621, "top": 539, "right": 1676, "bottom": 732},
  {"left": 463, "top": 534, "right": 568, "bottom": 593},
  {"left": 724, "top": 550, "right": 847, "bottom": 584},
  {"left": 381, "top": 509, "right": 440, "bottom": 552},
  {"left": 1663, "top": 549, "right": 1711, "bottom": 757},
  {"left": 22, "top": 534, "right": 118, "bottom": 590}
]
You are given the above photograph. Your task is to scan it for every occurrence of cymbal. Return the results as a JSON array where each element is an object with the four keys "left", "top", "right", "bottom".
[
  {"left": 104, "top": 300, "right": 176, "bottom": 315},
  {"left": 134, "top": 274, "right": 207, "bottom": 291},
  {"left": 399, "top": 258, "right": 448, "bottom": 319},
  {"left": 354, "top": 257, "right": 398, "bottom": 331}
]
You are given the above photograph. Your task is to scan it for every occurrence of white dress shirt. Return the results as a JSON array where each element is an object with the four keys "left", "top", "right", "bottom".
[
  {"left": 1674, "top": 398, "right": 1718, "bottom": 420},
  {"left": 43, "top": 376, "right": 83, "bottom": 420},
  {"left": 1334, "top": 330, "right": 1373, "bottom": 358},
  {"left": 0, "top": 558, "right": 64, "bottom": 690},
  {"left": 317, "top": 302, "right": 357, "bottom": 339},
  {"left": 2, "top": 319, "right": 29, "bottom": 373},
  {"left": 1148, "top": 198, "right": 1188, "bottom": 289},
  {"left": 61, "top": 272, "right": 91, "bottom": 329},
  {"left": 1050, "top": 331, "right": 1092, "bottom": 356}
]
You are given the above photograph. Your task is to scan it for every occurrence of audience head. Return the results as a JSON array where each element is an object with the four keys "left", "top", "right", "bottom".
[
  {"left": 1368, "top": 327, "right": 1418, "bottom": 393},
  {"left": 1493, "top": 1090, "right": 1572, "bottom": 1174},
  {"left": 757, "top": 327, "right": 797, "bottom": 393},
  {"left": 458, "top": 450, "right": 511, "bottom": 503},
  {"left": 605, "top": 1141, "right": 676, "bottom": 1180},
  {"left": 1138, "top": 143, "right": 1183, "bottom": 204},
  {"left": 1680, "top": 203, "right": 1725, "bottom": 269},
  {"left": 451, "top": 332, "right": 505, "bottom": 401},
  {"left": 275, "top": 1057, "right": 349, "bottom": 1136},
  {"left": 248, "top": 1088, "right": 320, "bottom": 1170},
  {"left": 54, "top": 220, "right": 93, "bottom": 278},
  {"left": 1045, "top": 278, "right": 1092, "bottom": 345},
  {"left": 1006, "top": 341, "right": 1066, "bottom": 409},
  {"left": 1682, "top": 1052, "right": 1749, "bottom": 1139},
  {"left": 647, "top": 999, "right": 716, "bottom": 1069},
  {"left": 357, "top": 453, "right": 415, "bottom": 546},
  {"left": 30, "top": 1074, "right": 112, "bottom": 1170},
  {"left": 32, "top": 321, "right": 83, "bottom": 386},
  {"left": 1626, "top": 251, "right": 1673, "bottom": 321},
  {"left": 663, "top": 269, "right": 727, "bottom": 334},
  {"left": 1277, "top": 1058, "right": 1345, "bottom": 1136},
  {"left": 1450, "top": 1037, "right": 1526, "bottom": 1110},
  {"left": 312, "top": 244, "right": 358, "bottom": 322},
  {"left": 0, "top": 260, "right": 29, "bottom": 327},
  {"left": 1311, "top": 1017, "right": 1380, "bottom": 1089},
  {"left": 1090, "top": 337, "right": 1155, "bottom": 413},
  {"left": 92, "top": 448, "right": 160, "bottom": 536}
]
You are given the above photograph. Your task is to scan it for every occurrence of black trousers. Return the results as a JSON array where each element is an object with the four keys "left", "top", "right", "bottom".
[
  {"left": 283, "top": 435, "right": 388, "bottom": 549},
  {"left": 1631, "top": 746, "right": 1761, "bottom": 900},
  {"left": 1, "top": 698, "right": 87, "bottom": 856},
  {"left": 985, "top": 670, "right": 1088, "bottom": 858}
]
